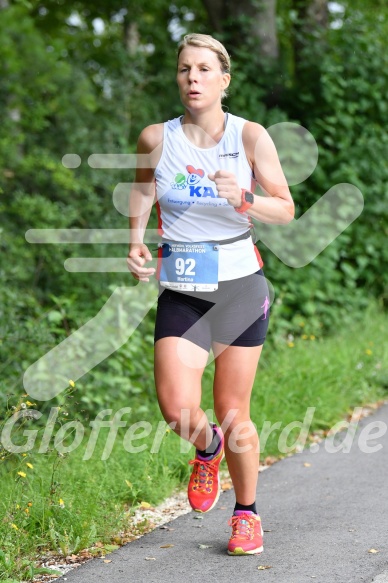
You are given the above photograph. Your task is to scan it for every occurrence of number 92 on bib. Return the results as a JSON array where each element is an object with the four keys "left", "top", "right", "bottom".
[{"left": 158, "top": 241, "right": 219, "bottom": 292}]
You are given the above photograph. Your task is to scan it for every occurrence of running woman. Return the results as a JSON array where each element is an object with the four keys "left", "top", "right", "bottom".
[{"left": 127, "top": 33, "right": 294, "bottom": 555}]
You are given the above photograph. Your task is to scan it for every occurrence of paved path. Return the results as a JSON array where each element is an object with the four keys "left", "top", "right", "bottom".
[{"left": 60, "top": 404, "right": 388, "bottom": 583}]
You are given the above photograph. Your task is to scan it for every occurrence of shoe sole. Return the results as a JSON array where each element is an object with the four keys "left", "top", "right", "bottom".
[
  {"left": 227, "top": 546, "right": 264, "bottom": 555},
  {"left": 191, "top": 451, "right": 225, "bottom": 513}
]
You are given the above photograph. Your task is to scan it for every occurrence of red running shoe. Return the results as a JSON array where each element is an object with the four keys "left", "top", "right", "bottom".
[
  {"left": 187, "top": 425, "right": 224, "bottom": 513},
  {"left": 227, "top": 512, "right": 264, "bottom": 555}
]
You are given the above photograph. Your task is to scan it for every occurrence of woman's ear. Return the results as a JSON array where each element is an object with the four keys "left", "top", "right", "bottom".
[{"left": 222, "top": 73, "right": 231, "bottom": 92}]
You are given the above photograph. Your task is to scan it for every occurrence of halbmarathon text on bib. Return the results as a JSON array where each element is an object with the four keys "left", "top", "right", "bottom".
[{"left": 159, "top": 241, "right": 219, "bottom": 292}]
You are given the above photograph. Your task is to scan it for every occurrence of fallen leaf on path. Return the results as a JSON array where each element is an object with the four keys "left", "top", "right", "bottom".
[
  {"left": 193, "top": 515, "right": 204, "bottom": 520},
  {"left": 264, "top": 456, "right": 278, "bottom": 466},
  {"left": 139, "top": 501, "right": 152, "bottom": 509},
  {"left": 79, "top": 550, "right": 94, "bottom": 558},
  {"left": 160, "top": 544, "right": 174, "bottom": 548},
  {"left": 221, "top": 482, "right": 232, "bottom": 490},
  {"left": 303, "top": 462, "right": 312, "bottom": 467},
  {"left": 103, "top": 560, "right": 112, "bottom": 563},
  {"left": 368, "top": 548, "right": 379, "bottom": 554},
  {"left": 198, "top": 544, "right": 213, "bottom": 549},
  {"left": 257, "top": 565, "right": 272, "bottom": 570},
  {"left": 145, "top": 557, "right": 156, "bottom": 560}
]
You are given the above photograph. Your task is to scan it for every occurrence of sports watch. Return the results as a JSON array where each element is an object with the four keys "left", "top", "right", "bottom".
[{"left": 235, "top": 189, "right": 254, "bottom": 214}]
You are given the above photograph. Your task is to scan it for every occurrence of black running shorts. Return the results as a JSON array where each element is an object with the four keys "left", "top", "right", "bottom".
[{"left": 154, "top": 269, "right": 270, "bottom": 352}]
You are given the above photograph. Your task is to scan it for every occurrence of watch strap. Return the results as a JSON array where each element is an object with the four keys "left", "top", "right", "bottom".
[{"left": 235, "top": 189, "right": 254, "bottom": 214}]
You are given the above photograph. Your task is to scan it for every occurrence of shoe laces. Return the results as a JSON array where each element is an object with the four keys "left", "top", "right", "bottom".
[
  {"left": 189, "top": 458, "right": 218, "bottom": 493},
  {"left": 228, "top": 513, "right": 256, "bottom": 540}
]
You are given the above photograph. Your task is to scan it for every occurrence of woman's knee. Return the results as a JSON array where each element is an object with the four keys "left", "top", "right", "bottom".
[
  {"left": 155, "top": 379, "right": 200, "bottom": 423},
  {"left": 214, "top": 402, "right": 249, "bottom": 430},
  {"left": 159, "top": 400, "right": 201, "bottom": 430}
]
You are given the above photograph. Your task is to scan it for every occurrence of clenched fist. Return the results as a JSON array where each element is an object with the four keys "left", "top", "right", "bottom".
[
  {"left": 127, "top": 243, "right": 155, "bottom": 282},
  {"left": 208, "top": 170, "right": 242, "bottom": 208}
]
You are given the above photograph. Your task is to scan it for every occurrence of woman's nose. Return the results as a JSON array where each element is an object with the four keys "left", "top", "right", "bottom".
[{"left": 188, "top": 68, "right": 198, "bottom": 82}]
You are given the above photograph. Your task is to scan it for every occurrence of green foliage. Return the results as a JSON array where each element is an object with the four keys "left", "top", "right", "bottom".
[
  {"left": 232, "top": 7, "right": 388, "bottom": 338},
  {"left": 0, "top": 2, "right": 387, "bottom": 576},
  {"left": 310, "top": 12, "right": 388, "bottom": 301},
  {"left": 1, "top": 0, "right": 386, "bottom": 411},
  {"left": 48, "top": 519, "right": 97, "bottom": 556}
]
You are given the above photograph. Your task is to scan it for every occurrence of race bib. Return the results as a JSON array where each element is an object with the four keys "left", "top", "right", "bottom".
[{"left": 159, "top": 241, "right": 219, "bottom": 291}]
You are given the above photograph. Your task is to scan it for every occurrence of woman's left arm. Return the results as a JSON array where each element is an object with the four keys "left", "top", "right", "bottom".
[
  {"left": 208, "top": 122, "right": 294, "bottom": 224},
  {"left": 209, "top": 123, "right": 295, "bottom": 224},
  {"left": 242, "top": 121, "right": 294, "bottom": 224}
]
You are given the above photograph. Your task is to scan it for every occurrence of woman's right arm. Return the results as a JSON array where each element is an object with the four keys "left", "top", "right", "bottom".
[{"left": 126, "top": 124, "right": 163, "bottom": 282}]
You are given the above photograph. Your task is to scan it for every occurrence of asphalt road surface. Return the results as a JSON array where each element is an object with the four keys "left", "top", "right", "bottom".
[{"left": 59, "top": 403, "right": 388, "bottom": 583}]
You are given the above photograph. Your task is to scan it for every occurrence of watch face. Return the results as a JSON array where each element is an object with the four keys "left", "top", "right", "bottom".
[{"left": 245, "top": 191, "right": 254, "bottom": 204}]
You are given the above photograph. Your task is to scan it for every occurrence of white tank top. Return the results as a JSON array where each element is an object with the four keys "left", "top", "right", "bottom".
[{"left": 154, "top": 113, "right": 263, "bottom": 281}]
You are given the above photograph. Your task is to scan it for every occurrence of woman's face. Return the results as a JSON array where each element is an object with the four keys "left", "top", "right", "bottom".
[{"left": 176, "top": 46, "right": 230, "bottom": 112}]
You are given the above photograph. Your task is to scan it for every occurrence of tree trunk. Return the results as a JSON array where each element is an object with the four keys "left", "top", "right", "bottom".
[
  {"left": 201, "top": 0, "right": 279, "bottom": 60},
  {"left": 201, "top": 0, "right": 224, "bottom": 33},
  {"left": 251, "top": 0, "right": 278, "bottom": 59},
  {"left": 124, "top": 20, "right": 139, "bottom": 56}
]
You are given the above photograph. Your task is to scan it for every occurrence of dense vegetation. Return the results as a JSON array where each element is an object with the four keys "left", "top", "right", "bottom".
[{"left": 0, "top": 0, "right": 387, "bottom": 578}]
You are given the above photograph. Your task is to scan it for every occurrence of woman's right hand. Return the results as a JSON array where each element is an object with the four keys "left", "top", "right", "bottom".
[{"left": 126, "top": 243, "right": 156, "bottom": 282}]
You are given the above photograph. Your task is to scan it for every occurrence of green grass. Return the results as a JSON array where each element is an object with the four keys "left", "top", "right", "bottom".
[
  {"left": 0, "top": 304, "right": 387, "bottom": 580},
  {"left": 250, "top": 307, "right": 387, "bottom": 454}
]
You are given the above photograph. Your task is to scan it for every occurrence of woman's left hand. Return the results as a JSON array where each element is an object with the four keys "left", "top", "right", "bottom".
[{"left": 208, "top": 170, "right": 242, "bottom": 208}]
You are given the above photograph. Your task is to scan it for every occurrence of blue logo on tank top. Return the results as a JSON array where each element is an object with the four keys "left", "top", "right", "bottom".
[{"left": 189, "top": 186, "right": 216, "bottom": 197}]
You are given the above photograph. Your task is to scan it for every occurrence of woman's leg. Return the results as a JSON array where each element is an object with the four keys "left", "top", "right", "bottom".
[
  {"left": 154, "top": 336, "right": 213, "bottom": 450},
  {"left": 212, "top": 343, "right": 263, "bottom": 505},
  {"left": 155, "top": 336, "right": 227, "bottom": 513}
]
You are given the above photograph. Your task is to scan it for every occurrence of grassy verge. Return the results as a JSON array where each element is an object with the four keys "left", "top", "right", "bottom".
[{"left": 0, "top": 305, "right": 386, "bottom": 581}]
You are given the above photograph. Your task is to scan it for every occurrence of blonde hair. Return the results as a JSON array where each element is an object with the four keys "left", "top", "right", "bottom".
[{"left": 177, "top": 33, "right": 231, "bottom": 99}]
